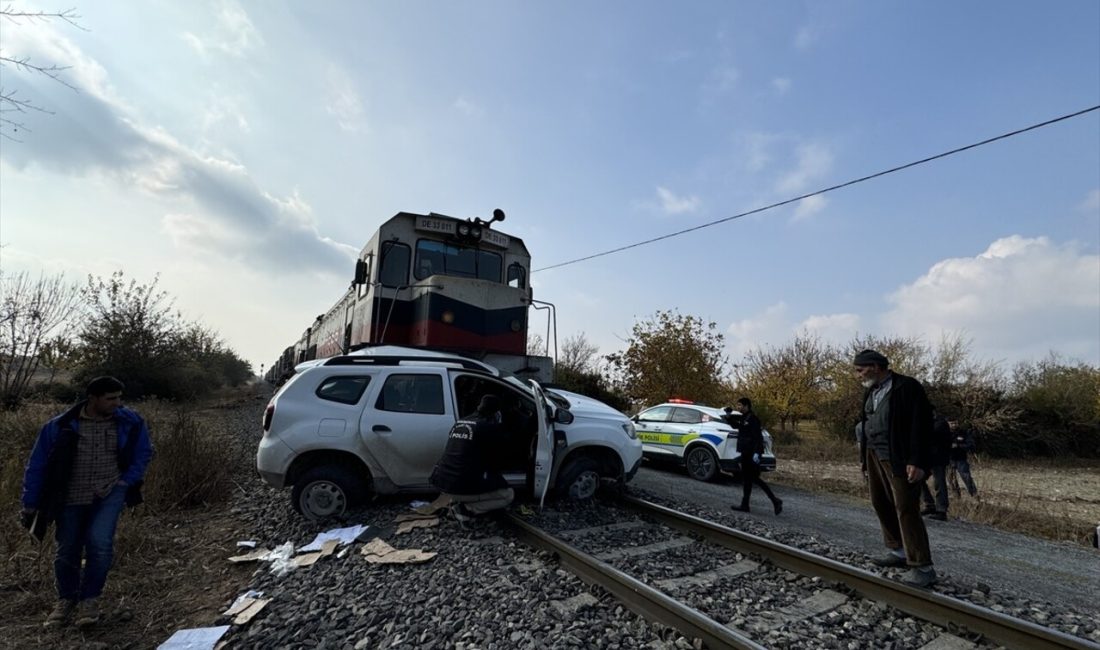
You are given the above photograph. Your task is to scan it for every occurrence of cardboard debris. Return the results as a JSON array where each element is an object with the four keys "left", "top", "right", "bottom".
[
  {"left": 227, "top": 548, "right": 271, "bottom": 563},
  {"left": 298, "top": 524, "right": 367, "bottom": 553},
  {"left": 292, "top": 539, "right": 340, "bottom": 567},
  {"left": 360, "top": 537, "right": 437, "bottom": 564},
  {"left": 157, "top": 625, "right": 230, "bottom": 650},
  {"left": 394, "top": 512, "right": 440, "bottom": 523},
  {"left": 413, "top": 494, "right": 452, "bottom": 515},
  {"left": 229, "top": 598, "right": 270, "bottom": 625},
  {"left": 395, "top": 516, "right": 440, "bottom": 535},
  {"left": 224, "top": 590, "right": 264, "bottom": 616}
]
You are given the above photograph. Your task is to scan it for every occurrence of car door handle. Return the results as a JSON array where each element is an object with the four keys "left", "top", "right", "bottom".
[{"left": 372, "top": 425, "right": 392, "bottom": 433}]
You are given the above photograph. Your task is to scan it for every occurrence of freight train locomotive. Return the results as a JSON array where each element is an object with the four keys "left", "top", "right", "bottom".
[{"left": 266, "top": 209, "right": 553, "bottom": 383}]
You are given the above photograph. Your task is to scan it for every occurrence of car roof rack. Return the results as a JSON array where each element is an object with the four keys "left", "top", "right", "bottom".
[{"left": 323, "top": 355, "right": 495, "bottom": 374}]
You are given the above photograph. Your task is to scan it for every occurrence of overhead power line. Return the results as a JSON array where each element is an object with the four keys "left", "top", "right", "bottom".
[{"left": 534, "top": 104, "right": 1100, "bottom": 273}]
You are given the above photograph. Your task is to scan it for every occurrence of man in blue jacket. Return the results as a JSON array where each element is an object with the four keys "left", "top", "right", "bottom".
[{"left": 20, "top": 376, "right": 154, "bottom": 629}]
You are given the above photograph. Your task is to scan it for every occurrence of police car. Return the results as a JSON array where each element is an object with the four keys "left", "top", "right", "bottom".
[{"left": 632, "top": 399, "right": 777, "bottom": 482}]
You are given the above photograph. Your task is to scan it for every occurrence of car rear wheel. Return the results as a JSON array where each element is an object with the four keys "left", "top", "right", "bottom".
[
  {"left": 685, "top": 446, "right": 719, "bottom": 482},
  {"left": 291, "top": 465, "right": 367, "bottom": 520},
  {"left": 556, "top": 456, "right": 601, "bottom": 501}
]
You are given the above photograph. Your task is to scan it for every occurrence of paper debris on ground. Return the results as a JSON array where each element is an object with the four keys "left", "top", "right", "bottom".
[
  {"left": 225, "top": 597, "right": 271, "bottom": 625},
  {"left": 360, "top": 537, "right": 437, "bottom": 564},
  {"left": 395, "top": 516, "right": 439, "bottom": 535},
  {"left": 224, "top": 590, "right": 264, "bottom": 615},
  {"left": 409, "top": 500, "right": 430, "bottom": 508},
  {"left": 235, "top": 540, "right": 258, "bottom": 549},
  {"left": 268, "top": 542, "right": 297, "bottom": 577},
  {"left": 413, "top": 494, "right": 452, "bottom": 515},
  {"left": 298, "top": 524, "right": 367, "bottom": 553},
  {"left": 157, "top": 625, "right": 231, "bottom": 650},
  {"left": 292, "top": 539, "right": 340, "bottom": 567},
  {"left": 227, "top": 548, "right": 271, "bottom": 563}
]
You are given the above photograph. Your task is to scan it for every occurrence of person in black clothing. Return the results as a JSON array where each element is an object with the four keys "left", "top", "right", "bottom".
[
  {"left": 855, "top": 349, "right": 937, "bottom": 588},
  {"left": 947, "top": 418, "right": 979, "bottom": 498},
  {"left": 430, "top": 394, "right": 514, "bottom": 521},
  {"left": 730, "top": 397, "right": 782, "bottom": 515},
  {"left": 920, "top": 412, "right": 952, "bottom": 520}
]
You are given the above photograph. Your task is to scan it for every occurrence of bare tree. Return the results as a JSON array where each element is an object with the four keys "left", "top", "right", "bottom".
[
  {"left": 0, "top": 5, "right": 85, "bottom": 140},
  {"left": 734, "top": 333, "right": 833, "bottom": 431},
  {"left": 0, "top": 269, "right": 82, "bottom": 407},
  {"left": 526, "top": 332, "right": 546, "bottom": 356},
  {"left": 558, "top": 332, "right": 600, "bottom": 374}
]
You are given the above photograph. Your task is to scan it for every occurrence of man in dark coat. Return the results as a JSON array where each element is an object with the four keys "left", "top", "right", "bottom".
[
  {"left": 430, "top": 394, "right": 514, "bottom": 521},
  {"left": 920, "top": 412, "right": 952, "bottom": 520},
  {"left": 947, "top": 418, "right": 980, "bottom": 498},
  {"left": 21, "top": 376, "right": 154, "bottom": 628},
  {"left": 854, "top": 349, "right": 937, "bottom": 587},
  {"left": 729, "top": 398, "right": 782, "bottom": 515}
]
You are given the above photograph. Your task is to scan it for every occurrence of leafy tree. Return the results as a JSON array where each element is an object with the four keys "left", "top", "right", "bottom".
[
  {"left": 1008, "top": 355, "right": 1100, "bottom": 456},
  {"left": 0, "top": 270, "right": 81, "bottom": 408},
  {"left": 734, "top": 333, "right": 833, "bottom": 431},
  {"left": 606, "top": 310, "right": 727, "bottom": 409}
]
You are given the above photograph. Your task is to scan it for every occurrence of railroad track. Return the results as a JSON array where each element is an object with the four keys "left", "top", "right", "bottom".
[{"left": 503, "top": 496, "right": 1099, "bottom": 650}]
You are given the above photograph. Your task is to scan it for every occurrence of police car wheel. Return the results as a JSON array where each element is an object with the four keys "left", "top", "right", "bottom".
[
  {"left": 557, "top": 457, "right": 601, "bottom": 501},
  {"left": 685, "top": 446, "right": 719, "bottom": 482}
]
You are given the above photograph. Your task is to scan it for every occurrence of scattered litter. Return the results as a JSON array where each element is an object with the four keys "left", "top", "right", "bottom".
[
  {"left": 157, "top": 625, "right": 230, "bottom": 649},
  {"left": 517, "top": 505, "right": 535, "bottom": 516},
  {"left": 268, "top": 542, "right": 297, "bottom": 577},
  {"left": 235, "top": 540, "right": 258, "bottom": 549},
  {"left": 292, "top": 539, "right": 340, "bottom": 567},
  {"left": 409, "top": 500, "right": 430, "bottom": 508},
  {"left": 395, "top": 512, "right": 439, "bottom": 523},
  {"left": 413, "top": 494, "right": 452, "bottom": 515},
  {"left": 227, "top": 548, "right": 271, "bottom": 563},
  {"left": 298, "top": 525, "right": 367, "bottom": 553},
  {"left": 223, "top": 595, "right": 270, "bottom": 625},
  {"left": 360, "top": 537, "right": 437, "bottom": 564},
  {"left": 395, "top": 516, "right": 440, "bottom": 535},
  {"left": 337, "top": 547, "right": 349, "bottom": 559}
]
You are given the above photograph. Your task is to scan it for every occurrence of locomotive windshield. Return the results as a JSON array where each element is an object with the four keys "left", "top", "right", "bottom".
[{"left": 414, "top": 239, "right": 503, "bottom": 282}]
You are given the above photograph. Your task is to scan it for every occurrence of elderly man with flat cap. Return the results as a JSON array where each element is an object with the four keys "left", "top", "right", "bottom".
[
  {"left": 854, "top": 349, "right": 938, "bottom": 587},
  {"left": 430, "top": 394, "right": 514, "bottom": 522}
]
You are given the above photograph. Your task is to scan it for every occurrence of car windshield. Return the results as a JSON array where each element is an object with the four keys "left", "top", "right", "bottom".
[{"left": 503, "top": 376, "right": 571, "bottom": 410}]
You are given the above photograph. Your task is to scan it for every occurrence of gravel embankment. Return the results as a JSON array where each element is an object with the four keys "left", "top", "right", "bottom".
[{"left": 199, "top": 399, "right": 1100, "bottom": 649}]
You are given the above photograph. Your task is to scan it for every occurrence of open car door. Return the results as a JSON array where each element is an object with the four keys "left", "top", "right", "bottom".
[{"left": 529, "top": 381, "right": 555, "bottom": 509}]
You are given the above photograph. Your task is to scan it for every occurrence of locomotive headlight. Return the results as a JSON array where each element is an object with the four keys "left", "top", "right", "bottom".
[
  {"left": 510, "top": 319, "right": 522, "bottom": 332},
  {"left": 442, "top": 310, "right": 455, "bottom": 324},
  {"left": 471, "top": 227, "right": 482, "bottom": 239},
  {"left": 457, "top": 224, "right": 470, "bottom": 236}
]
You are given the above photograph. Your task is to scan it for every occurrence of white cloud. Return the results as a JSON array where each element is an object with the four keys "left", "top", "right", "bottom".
[
  {"left": 182, "top": 0, "right": 262, "bottom": 59},
  {"left": 792, "top": 194, "right": 827, "bottom": 221},
  {"left": 324, "top": 65, "right": 367, "bottom": 133},
  {"left": 882, "top": 236, "right": 1100, "bottom": 364},
  {"left": 1079, "top": 188, "right": 1100, "bottom": 212},
  {"left": 771, "top": 77, "right": 792, "bottom": 94},
  {"left": 727, "top": 302, "right": 789, "bottom": 358},
  {"left": 776, "top": 142, "right": 833, "bottom": 194},
  {"left": 795, "top": 25, "right": 819, "bottom": 50},
  {"left": 656, "top": 186, "right": 700, "bottom": 215},
  {"left": 453, "top": 97, "right": 484, "bottom": 118},
  {"left": 799, "top": 313, "right": 861, "bottom": 345}
]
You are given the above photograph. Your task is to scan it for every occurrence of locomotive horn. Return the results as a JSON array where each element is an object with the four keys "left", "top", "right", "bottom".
[{"left": 491, "top": 208, "right": 505, "bottom": 223}]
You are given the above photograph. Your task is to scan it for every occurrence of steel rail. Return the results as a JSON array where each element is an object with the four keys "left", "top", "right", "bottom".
[
  {"left": 503, "top": 513, "right": 767, "bottom": 650},
  {"left": 621, "top": 495, "right": 1099, "bottom": 650}
]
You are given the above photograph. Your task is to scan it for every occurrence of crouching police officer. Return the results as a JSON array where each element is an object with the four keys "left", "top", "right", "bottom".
[{"left": 430, "top": 394, "right": 514, "bottom": 522}]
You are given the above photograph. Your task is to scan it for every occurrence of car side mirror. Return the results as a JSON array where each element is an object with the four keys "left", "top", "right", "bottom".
[
  {"left": 554, "top": 409, "right": 575, "bottom": 425},
  {"left": 631, "top": 414, "right": 639, "bottom": 423}
]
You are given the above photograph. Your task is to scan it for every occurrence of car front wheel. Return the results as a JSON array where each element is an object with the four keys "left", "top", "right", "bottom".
[
  {"left": 291, "top": 465, "right": 367, "bottom": 520},
  {"left": 685, "top": 446, "right": 719, "bottom": 482},
  {"left": 556, "top": 456, "right": 601, "bottom": 501}
]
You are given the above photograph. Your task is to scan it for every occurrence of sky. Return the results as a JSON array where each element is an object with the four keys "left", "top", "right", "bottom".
[{"left": 1, "top": 1, "right": 1098, "bottom": 376}]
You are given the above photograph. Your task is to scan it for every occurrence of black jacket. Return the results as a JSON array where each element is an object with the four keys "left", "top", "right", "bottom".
[
  {"left": 858, "top": 372, "right": 934, "bottom": 478},
  {"left": 430, "top": 415, "right": 508, "bottom": 495},
  {"left": 950, "top": 427, "right": 976, "bottom": 461},
  {"left": 929, "top": 415, "right": 952, "bottom": 467},
  {"left": 736, "top": 411, "right": 766, "bottom": 456}
]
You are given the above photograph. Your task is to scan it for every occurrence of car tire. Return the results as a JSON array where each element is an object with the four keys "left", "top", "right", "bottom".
[
  {"left": 291, "top": 465, "right": 368, "bottom": 520},
  {"left": 685, "top": 446, "right": 720, "bottom": 482},
  {"left": 556, "top": 456, "right": 601, "bottom": 501}
]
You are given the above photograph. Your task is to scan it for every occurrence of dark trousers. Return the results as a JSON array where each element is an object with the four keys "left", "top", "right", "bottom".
[
  {"left": 54, "top": 484, "right": 127, "bottom": 602},
  {"left": 949, "top": 458, "right": 978, "bottom": 497},
  {"left": 920, "top": 465, "right": 949, "bottom": 513},
  {"left": 866, "top": 449, "right": 933, "bottom": 567},
  {"left": 738, "top": 455, "right": 777, "bottom": 508}
]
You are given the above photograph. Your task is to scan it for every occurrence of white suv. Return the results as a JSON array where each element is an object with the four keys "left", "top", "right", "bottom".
[
  {"left": 258, "top": 346, "right": 643, "bottom": 519},
  {"left": 634, "top": 401, "right": 777, "bottom": 482}
]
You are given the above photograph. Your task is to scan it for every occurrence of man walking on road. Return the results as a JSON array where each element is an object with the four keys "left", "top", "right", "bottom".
[
  {"left": 948, "top": 418, "right": 980, "bottom": 499},
  {"left": 854, "top": 350, "right": 938, "bottom": 588},
  {"left": 21, "top": 376, "right": 154, "bottom": 628},
  {"left": 730, "top": 397, "right": 782, "bottom": 516}
]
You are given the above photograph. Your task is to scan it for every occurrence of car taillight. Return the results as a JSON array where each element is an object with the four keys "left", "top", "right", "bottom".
[{"left": 263, "top": 404, "right": 275, "bottom": 433}]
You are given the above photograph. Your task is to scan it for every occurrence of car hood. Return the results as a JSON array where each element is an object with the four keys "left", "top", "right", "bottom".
[{"left": 551, "top": 389, "right": 630, "bottom": 423}]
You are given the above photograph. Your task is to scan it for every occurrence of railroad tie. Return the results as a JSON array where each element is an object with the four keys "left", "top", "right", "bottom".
[
  {"left": 557, "top": 521, "right": 647, "bottom": 539},
  {"left": 654, "top": 560, "right": 760, "bottom": 591},
  {"left": 917, "top": 634, "right": 977, "bottom": 650},
  {"left": 594, "top": 536, "right": 695, "bottom": 561},
  {"left": 738, "top": 588, "right": 849, "bottom": 633}
]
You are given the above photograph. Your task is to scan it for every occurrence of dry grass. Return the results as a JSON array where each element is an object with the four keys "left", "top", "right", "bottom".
[{"left": 771, "top": 430, "right": 1100, "bottom": 546}]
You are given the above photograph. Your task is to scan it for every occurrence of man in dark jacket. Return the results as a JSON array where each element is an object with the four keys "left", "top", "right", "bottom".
[
  {"left": 21, "top": 376, "right": 154, "bottom": 628},
  {"left": 854, "top": 350, "right": 937, "bottom": 587},
  {"left": 430, "top": 394, "right": 514, "bottom": 522},
  {"left": 920, "top": 412, "right": 952, "bottom": 520},
  {"left": 948, "top": 418, "right": 979, "bottom": 498},
  {"left": 729, "top": 398, "right": 782, "bottom": 515}
]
